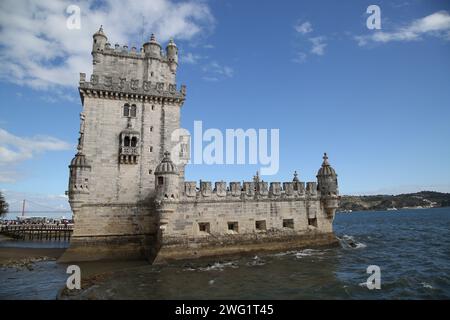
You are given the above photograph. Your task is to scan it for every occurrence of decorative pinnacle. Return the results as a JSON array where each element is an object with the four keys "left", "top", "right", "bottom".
[
  {"left": 322, "top": 152, "right": 329, "bottom": 166},
  {"left": 163, "top": 151, "right": 171, "bottom": 158},
  {"left": 293, "top": 171, "right": 299, "bottom": 182},
  {"left": 253, "top": 170, "right": 260, "bottom": 184},
  {"left": 150, "top": 33, "right": 157, "bottom": 42}
]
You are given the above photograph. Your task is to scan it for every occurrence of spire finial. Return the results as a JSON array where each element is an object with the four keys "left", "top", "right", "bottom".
[
  {"left": 150, "top": 33, "right": 156, "bottom": 42},
  {"left": 163, "top": 151, "right": 171, "bottom": 158},
  {"left": 293, "top": 170, "right": 299, "bottom": 182},
  {"left": 322, "top": 152, "right": 329, "bottom": 166},
  {"left": 253, "top": 170, "right": 260, "bottom": 184}
]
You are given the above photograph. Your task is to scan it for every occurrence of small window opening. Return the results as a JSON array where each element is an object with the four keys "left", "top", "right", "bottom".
[
  {"left": 131, "top": 137, "right": 137, "bottom": 147},
  {"left": 158, "top": 176, "right": 164, "bottom": 185},
  {"left": 283, "top": 219, "right": 294, "bottom": 229},
  {"left": 199, "top": 222, "right": 210, "bottom": 233},
  {"left": 255, "top": 220, "right": 267, "bottom": 231},
  {"left": 124, "top": 136, "right": 130, "bottom": 147},
  {"left": 123, "top": 104, "right": 130, "bottom": 117},
  {"left": 130, "top": 104, "right": 137, "bottom": 117},
  {"left": 308, "top": 218, "right": 318, "bottom": 228},
  {"left": 227, "top": 222, "right": 239, "bottom": 233}
]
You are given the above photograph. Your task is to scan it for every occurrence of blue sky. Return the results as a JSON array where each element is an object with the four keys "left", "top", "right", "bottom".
[{"left": 1, "top": 0, "right": 450, "bottom": 209}]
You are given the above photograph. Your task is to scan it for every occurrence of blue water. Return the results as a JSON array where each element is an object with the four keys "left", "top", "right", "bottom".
[{"left": 1, "top": 208, "right": 449, "bottom": 299}]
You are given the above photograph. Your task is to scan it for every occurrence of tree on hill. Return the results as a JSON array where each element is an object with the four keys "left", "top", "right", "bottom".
[{"left": 0, "top": 191, "right": 8, "bottom": 218}]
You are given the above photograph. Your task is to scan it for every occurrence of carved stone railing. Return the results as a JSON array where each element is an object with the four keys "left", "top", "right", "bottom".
[{"left": 120, "top": 146, "right": 139, "bottom": 155}]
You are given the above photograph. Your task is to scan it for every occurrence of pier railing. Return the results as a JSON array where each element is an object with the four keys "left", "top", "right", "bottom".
[{"left": 0, "top": 224, "right": 73, "bottom": 241}]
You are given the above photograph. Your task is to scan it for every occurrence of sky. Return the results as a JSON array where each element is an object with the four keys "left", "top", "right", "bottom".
[{"left": 0, "top": 0, "right": 450, "bottom": 210}]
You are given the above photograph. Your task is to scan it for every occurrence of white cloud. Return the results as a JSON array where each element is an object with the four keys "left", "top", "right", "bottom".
[
  {"left": 0, "top": 128, "right": 71, "bottom": 182},
  {"left": 293, "top": 20, "right": 327, "bottom": 62},
  {"left": 295, "top": 21, "right": 313, "bottom": 34},
  {"left": 355, "top": 10, "right": 450, "bottom": 46},
  {"left": 292, "top": 52, "right": 307, "bottom": 64},
  {"left": 182, "top": 52, "right": 203, "bottom": 64},
  {"left": 309, "top": 36, "right": 327, "bottom": 56},
  {"left": 0, "top": 0, "right": 215, "bottom": 91},
  {"left": 202, "top": 61, "right": 234, "bottom": 80}
]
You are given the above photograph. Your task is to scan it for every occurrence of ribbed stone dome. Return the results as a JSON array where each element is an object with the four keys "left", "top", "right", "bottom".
[
  {"left": 317, "top": 153, "right": 336, "bottom": 176},
  {"left": 155, "top": 151, "right": 178, "bottom": 174},
  {"left": 70, "top": 152, "right": 90, "bottom": 167},
  {"left": 93, "top": 26, "right": 107, "bottom": 38}
]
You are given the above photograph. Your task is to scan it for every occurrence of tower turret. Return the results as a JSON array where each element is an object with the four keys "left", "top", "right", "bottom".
[
  {"left": 154, "top": 151, "right": 179, "bottom": 232},
  {"left": 166, "top": 38, "right": 178, "bottom": 73},
  {"left": 154, "top": 151, "right": 179, "bottom": 201},
  {"left": 68, "top": 151, "right": 91, "bottom": 210},
  {"left": 316, "top": 153, "right": 339, "bottom": 217},
  {"left": 92, "top": 26, "right": 107, "bottom": 52},
  {"left": 143, "top": 33, "right": 161, "bottom": 58}
]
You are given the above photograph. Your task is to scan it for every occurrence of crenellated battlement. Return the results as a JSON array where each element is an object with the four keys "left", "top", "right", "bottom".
[
  {"left": 94, "top": 42, "right": 173, "bottom": 61},
  {"left": 78, "top": 73, "right": 186, "bottom": 102},
  {"left": 179, "top": 180, "right": 318, "bottom": 201}
]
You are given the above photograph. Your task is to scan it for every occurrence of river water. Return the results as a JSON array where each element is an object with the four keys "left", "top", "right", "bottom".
[{"left": 1, "top": 208, "right": 449, "bottom": 299}]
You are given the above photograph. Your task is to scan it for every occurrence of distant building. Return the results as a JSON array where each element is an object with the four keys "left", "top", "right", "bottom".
[{"left": 60, "top": 27, "right": 340, "bottom": 263}]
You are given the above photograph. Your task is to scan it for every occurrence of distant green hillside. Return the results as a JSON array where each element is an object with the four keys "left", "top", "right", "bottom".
[{"left": 338, "top": 191, "right": 450, "bottom": 212}]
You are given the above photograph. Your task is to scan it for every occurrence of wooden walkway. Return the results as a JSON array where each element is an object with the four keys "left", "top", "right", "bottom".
[{"left": 0, "top": 224, "right": 73, "bottom": 241}]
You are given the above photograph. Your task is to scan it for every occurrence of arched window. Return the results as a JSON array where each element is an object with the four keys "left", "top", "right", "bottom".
[
  {"left": 158, "top": 176, "right": 164, "bottom": 185},
  {"left": 123, "top": 104, "right": 130, "bottom": 117},
  {"left": 124, "top": 136, "right": 130, "bottom": 147},
  {"left": 130, "top": 104, "right": 137, "bottom": 117},
  {"left": 131, "top": 137, "right": 137, "bottom": 147}
]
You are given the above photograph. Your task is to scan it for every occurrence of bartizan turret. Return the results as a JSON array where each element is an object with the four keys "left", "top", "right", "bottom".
[
  {"left": 92, "top": 26, "right": 107, "bottom": 52},
  {"left": 154, "top": 151, "right": 179, "bottom": 231},
  {"left": 67, "top": 151, "right": 91, "bottom": 211},
  {"left": 166, "top": 38, "right": 178, "bottom": 73},
  {"left": 143, "top": 33, "right": 162, "bottom": 58},
  {"left": 317, "top": 153, "right": 340, "bottom": 218}
]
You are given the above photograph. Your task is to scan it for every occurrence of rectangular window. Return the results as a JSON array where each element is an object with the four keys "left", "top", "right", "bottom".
[
  {"left": 255, "top": 220, "right": 266, "bottom": 231},
  {"left": 198, "top": 222, "right": 210, "bottom": 233},
  {"left": 227, "top": 221, "right": 239, "bottom": 233},
  {"left": 157, "top": 176, "right": 164, "bottom": 185},
  {"left": 283, "top": 219, "right": 294, "bottom": 229},
  {"left": 308, "top": 218, "right": 318, "bottom": 227}
]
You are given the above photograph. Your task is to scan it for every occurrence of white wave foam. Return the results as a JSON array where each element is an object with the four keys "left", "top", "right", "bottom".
[
  {"left": 421, "top": 282, "right": 433, "bottom": 289},
  {"left": 339, "top": 234, "right": 366, "bottom": 249}
]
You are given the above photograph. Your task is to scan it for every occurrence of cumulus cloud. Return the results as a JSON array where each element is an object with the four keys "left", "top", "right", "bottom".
[
  {"left": 309, "top": 36, "right": 327, "bottom": 56},
  {"left": 0, "top": 128, "right": 71, "bottom": 182},
  {"left": 182, "top": 52, "right": 204, "bottom": 64},
  {"left": 355, "top": 10, "right": 450, "bottom": 46},
  {"left": 0, "top": 0, "right": 215, "bottom": 91},
  {"left": 292, "top": 20, "right": 327, "bottom": 62},
  {"left": 294, "top": 21, "right": 313, "bottom": 34},
  {"left": 201, "top": 61, "right": 234, "bottom": 81}
]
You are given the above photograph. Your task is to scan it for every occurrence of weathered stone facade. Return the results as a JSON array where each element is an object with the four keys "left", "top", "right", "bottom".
[{"left": 60, "top": 28, "right": 340, "bottom": 263}]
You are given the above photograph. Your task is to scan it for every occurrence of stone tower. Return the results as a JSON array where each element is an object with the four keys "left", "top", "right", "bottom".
[{"left": 62, "top": 27, "right": 189, "bottom": 262}]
